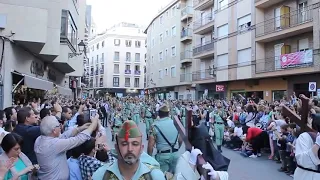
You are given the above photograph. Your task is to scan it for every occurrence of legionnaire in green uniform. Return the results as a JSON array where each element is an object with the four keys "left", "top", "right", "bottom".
[
  {"left": 111, "top": 107, "right": 123, "bottom": 142},
  {"left": 132, "top": 101, "right": 141, "bottom": 125},
  {"left": 180, "top": 104, "right": 186, "bottom": 127},
  {"left": 147, "top": 105, "right": 181, "bottom": 174},
  {"left": 92, "top": 120, "right": 166, "bottom": 180},
  {"left": 144, "top": 102, "right": 154, "bottom": 140},
  {"left": 212, "top": 101, "right": 226, "bottom": 153}
]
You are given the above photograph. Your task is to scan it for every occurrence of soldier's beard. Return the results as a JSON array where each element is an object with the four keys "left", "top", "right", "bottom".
[{"left": 123, "top": 153, "right": 138, "bottom": 165}]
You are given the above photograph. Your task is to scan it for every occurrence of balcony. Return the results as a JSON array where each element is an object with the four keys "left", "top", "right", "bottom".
[
  {"left": 192, "top": 69, "right": 215, "bottom": 83},
  {"left": 254, "top": 50, "right": 317, "bottom": 78},
  {"left": 134, "top": 70, "right": 141, "bottom": 75},
  {"left": 99, "top": 83, "right": 103, "bottom": 87},
  {"left": 180, "top": 51, "right": 193, "bottom": 64},
  {"left": 90, "top": 71, "right": 93, "bottom": 76},
  {"left": 125, "top": 83, "right": 130, "bottom": 87},
  {"left": 193, "top": 0, "right": 214, "bottom": 11},
  {"left": 100, "top": 69, "right": 104, "bottom": 74},
  {"left": 255, "top": 0, "right": 286, "bottom": 9},
  {"left": 95, "top": 70, "right": 98, "bottom": 75},
  {"left": 180, "top": 73, "right": 192, "bottom": 84},
  {"left": 193, "top": 41, "right": 214, "bottom": 59},
  {"left": 181, "top": 28, "right": 193, "bottom": 43},
  {"left": 193, "top": 14, "right": 214, "bottom": 35},
  {"left": 255, "top": 4, "right": 318, "bottom": 43},
  {"left": 125, "top": 70, "right": 131, "bottom": 74},
  {"left": 181, "top": 6, "right": 193, "bottom": 22}
]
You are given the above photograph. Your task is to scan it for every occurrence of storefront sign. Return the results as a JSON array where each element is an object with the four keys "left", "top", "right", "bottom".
[
  {"left": 47, "top": 69, "right": 56, "bottom": 81},
  {"left": 216, "top": 85, "right": 225, "bottom": 92},
  {"left": 30, "top": 61, "right": 44, "bottom": 77}
]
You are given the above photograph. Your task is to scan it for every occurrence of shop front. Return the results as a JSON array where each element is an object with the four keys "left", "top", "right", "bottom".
[
  {"left": 227, "top": 78, "right": 288, "bottom": 102},
  {"left": 195, "top": 83, "right": 227, "bottom": 100},
  {"left": 287, "top": 73, "right": 320, "bottom": 98}
]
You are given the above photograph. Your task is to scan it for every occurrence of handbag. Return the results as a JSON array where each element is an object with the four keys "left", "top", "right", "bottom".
[{"left": 208, "top": 127, "right": 214, "bottom": 137}]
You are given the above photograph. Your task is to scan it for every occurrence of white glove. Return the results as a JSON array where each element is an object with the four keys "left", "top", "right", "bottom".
[
  {"left": 316, "top": 133, "right": 320, "bottom": 147},
  {"left": 202, "top": 162, "right": 218, "bottom": 180},
  {"left": 189, "top": 147, "right": 203, "bottom": 166}
]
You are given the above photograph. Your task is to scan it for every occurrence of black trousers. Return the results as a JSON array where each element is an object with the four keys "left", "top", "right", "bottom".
[
  {"left": 251, "top": 131, "right": 268, "bottom": 155},
  {"left": 230, "top": 136, "right": 243, "bottom": 148}
]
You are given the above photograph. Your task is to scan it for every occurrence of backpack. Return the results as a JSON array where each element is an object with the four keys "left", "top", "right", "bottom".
[
  {"left": 102, "top": 163, "right": 156, "bottom": 180},
  {"left": 239, "top": 113, "right": 247, "bottom": 125}
]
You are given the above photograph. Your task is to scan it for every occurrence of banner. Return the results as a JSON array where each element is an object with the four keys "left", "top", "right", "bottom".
[{"left": 280, "top": 50, "right": 313, "bottom": 68}]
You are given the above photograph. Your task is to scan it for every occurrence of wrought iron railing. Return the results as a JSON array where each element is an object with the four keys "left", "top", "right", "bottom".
[
  {"left": 135, "top": 70, "right": 141, "bottom": 75},
  {"left": 254, "top": 50, "right": 318, "bottom": 74},
  {"left": 181, "top": 28, "right": 193, "bottom": 39},
  {"left": 193, "top": 40, "right": 214, "bottom": 56},
  {"left": 255, "top": 3, "right": 319, "bottom": 37},
  {"left": 180, "top": 51, "right": 193, "bottom": 60},
  {"left": 125, "top": 70, "right": 131, "bottom": 74},
  {"left": 99, "top": 83, "right": 103, "bottom": 87},
  {"left": 180, "top": 73, "right": 192, "bottom": 82},
  {"left": 100, "top": 69, "right": 104, "bottom": 74},
  {"left": 192, "top": 69, "right": 214, "bottom": 81},
  {"left": 193, "top": 14, "right": 214, "bottom": 30},
  {"left": 181, "top": 6, "right": 193, "bottom": 17},
  {"left": 125, "top": 83, "right": 130, "bottom": 87}
]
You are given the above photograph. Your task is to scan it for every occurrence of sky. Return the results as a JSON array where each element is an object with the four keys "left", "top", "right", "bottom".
[{"left": 86, "top": 0, "right": 173, "bottom": 32}]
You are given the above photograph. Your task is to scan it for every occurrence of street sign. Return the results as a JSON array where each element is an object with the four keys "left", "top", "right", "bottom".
[{"left": 308, "top": 82, "right": 317, "bottom": 92}]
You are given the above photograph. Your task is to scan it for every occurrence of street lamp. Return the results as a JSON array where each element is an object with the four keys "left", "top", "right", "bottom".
[{"left": 68, "top": 40, "right": 86, "bottom": 58}]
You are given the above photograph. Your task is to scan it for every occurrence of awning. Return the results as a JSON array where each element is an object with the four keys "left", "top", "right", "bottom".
[
  {"left": 23, "top": 73, "right": 54, "bottom": 91},
  {"left": 57, "top": 86, "right": 72, "bottom": 96}
]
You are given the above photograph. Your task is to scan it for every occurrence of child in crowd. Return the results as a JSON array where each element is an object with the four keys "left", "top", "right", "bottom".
[
  {"left": 240, "top": 142, "right": 253, "bottom": 157},
  {"left": 275, "top": 124, "right": 290, "bottom": 173},
  {"left": 223, "top": 127, "right": 232, "bottom": 148},
  {"left": 285, "top": 123, "right": 298, "bottom": 177}
]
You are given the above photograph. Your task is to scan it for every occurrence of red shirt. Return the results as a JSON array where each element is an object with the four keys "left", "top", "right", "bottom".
[{"left": 246, "top": 127, "right": 262, "bottom": 142}]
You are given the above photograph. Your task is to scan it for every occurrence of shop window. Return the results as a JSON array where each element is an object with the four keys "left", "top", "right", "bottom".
[{"left": 272, "top": 90, "right": 287, "bottom": 102}]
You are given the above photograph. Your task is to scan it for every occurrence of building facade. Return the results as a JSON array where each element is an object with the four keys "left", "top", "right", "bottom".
[
  {"left": 0, "top": 0, "right": 87, "bottom": 108},
  {"left": 86, "top": 22, "right": 146, "bottom": 97},
  {"left": 146, "top": 0, "right": 320, "bottom": 102}
]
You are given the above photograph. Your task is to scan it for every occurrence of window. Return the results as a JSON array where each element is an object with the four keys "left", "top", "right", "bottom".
[
  {"left": 172, "top": 7, "right": 176, "bottom": 16},
  {"left": 113, "top": 77, "right": 119, "bottom": 87},
  {"left": 99, "top": 77, "right": 103, "bottom": 87},
  {"left": 60, "top": 10, "right": 78, "bottom": 49},
  {"left": 238, "top": 14, "right": 251, "bottom": 32},
  {"left": 114, "top": 52, "right": 120, "bottom": 61},
  {"left": 219, "top": 0, "right": 228, "bottom": 10},
  {"left": 96, "top": 43, "right": 99, "bottom": 50},
  {"left": 125, "top": 78, "right": 130, "bottom": 87},
  {"left": 114, "top": 39, "right": 120, "bottom": 46},
  {"left": 217, "top": 54, "right": 229, "bottom": 69},
  {"left": 126, "top": 52, "right": 131, "bottom": 61},
  {"left": 170, "top": 66, "right": 176, "bottom": 77},
  {"left": 160, "top": 34, "right": 163, "bottom": 43},
  {"left": 171, "top": 46, "right": 176, "bottom": 56},
  {"left": 102, "top": 41, "right": 105, "bottom": 47},
  {"left": 135, "top": 53, "right": 140, "bottom": 62},
  {"left": 165, "top": 30, "right": 169, "bottom": 37},
  {"left": 171, "top": 26, "right": 176, "bottom": 36},
  {"left": 152, "top": 38, "right": 155, "bottom": 47},
  {"left": 96, "top": 55, "right": 99, "bottom": 64},
  {"left": 237, "top": 48, "right": 251, "bottom": 65},
  {"left": 100, "top": 64, "right": 104, "bottom": 74},
  {"left": 299, "top": 38, "right": 309, "bottom": 51},
  {"left": 135, "top": 65, "right": 140, "bottom": 71},
  {"left": 125, "top": 65, "right": 131, "bottom": 70},
  {"left": 91, "top": 57, "right": 93, "bottom": 65},
  {"left": 134, "top": 78, "right": 140, "bottom": 88},
  {"left": 159, "top": 52, "right": 163, "bottom": 61},
  {"left": 159, "top": 16, "right": 163, "bottom": 24},
  {"left": 125, "top": 40, "right": 132, "bottom": 47},
  {"left": 165, "top": 49, "right": 168, "bottom": 57},
  {"left": 135, "top": 41, "right": 141, "bottom": 48},
  {"left": 159, "top": 69, "right": 163, "bottom": 79},
  {"left": 114, "top": 64, "right": 120, "bottom": 73},
  {"left": 101, "top": 53, "right": 104, "bottom": 62},
  {"left": 165, "top": 68, "right": 168, "bottom": 76},
  {"left": 166, "top": 11, "right": 169, "bottom": 17},
  {"left": 217, "top": 24, "right": 229, "bottom": 38},
  {"left": 95, "top": 76, "right": 98, "bottom": 87}
]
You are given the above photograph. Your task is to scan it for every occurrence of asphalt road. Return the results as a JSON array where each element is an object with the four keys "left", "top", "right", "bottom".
[{"left": 104, "top": 122, "right": 291, "bottom": 180}]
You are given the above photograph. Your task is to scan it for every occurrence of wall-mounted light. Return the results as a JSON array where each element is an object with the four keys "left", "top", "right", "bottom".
[{"left": 68, "top": 40, "right": 86, "bottom": 58}]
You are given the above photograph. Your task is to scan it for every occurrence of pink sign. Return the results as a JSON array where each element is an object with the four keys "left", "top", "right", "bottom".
[
  {"left": 216, "top": 85, "right": 225, "bottom": 92},
  {"left": 280, "top": 50, "right": 313, "bottom": 68}
]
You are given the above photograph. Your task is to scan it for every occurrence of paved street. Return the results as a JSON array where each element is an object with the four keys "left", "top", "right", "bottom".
[{"left": 104, "top": 122, "right": 291, "bottom": 180}]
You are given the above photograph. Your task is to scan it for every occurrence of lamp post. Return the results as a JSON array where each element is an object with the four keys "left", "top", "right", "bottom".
[{"left": 68, "top": 40, "right": 87, "bottom": 58}]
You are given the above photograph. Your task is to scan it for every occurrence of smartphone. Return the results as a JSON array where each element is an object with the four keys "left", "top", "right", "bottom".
[
  {"left": 90, "top": 109, "right": 97, "bottom": 118},
  {"left": 83, "top": 110, "right": 90, "bottom": 122}
]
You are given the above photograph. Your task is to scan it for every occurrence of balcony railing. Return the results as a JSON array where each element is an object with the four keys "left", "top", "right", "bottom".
[
  {"left": 95, "top": 70, "right": 98, "bottom": 75},
  {"left": 100, "top": 69, "right": 104, "bottom": 74},
  {"left": 134, "top": 83, "right": 139, "bottom": 88},
  {"left": 125, "top": 83, "right": 130, "bottom": 87},
  {"left": 255, "top": 4, "right": 319, "bottom": 37},
  {"left": 180, "top": 73, "right": 192, "bottom": 82},
  {"left": 134, "top": 70, "right": 141, "bottom": 75},
  {"left": 125, "top": 70, "right": 131, "bottom": 74},
  {"left": 192, "top": 69, "right": 214, "bottom": 81},
  {"left": 114, "top": 57, "right": 120, "bottom": 61},
  {"left": 99, "top": 83, "right": 103, "bottom": 87},
  {"left": 90, "top": 71, "right": 93, "bottom": 76},
  {"left": 255, "top": 50, "right": 316, "bottom": 74},
  {"left": 180, "top": 51, "right": 193, "bottom": 60},
  {"left": 193, "top": 14, "right": 214, "bottom": 30},
  {"left": 193, "top": 40, "right": 214, "bottom": 56},
  {"left": 181, "top": 28, "right": 193, "bottom": 39},
  {"left": 181, "top": 6, "right": 193, "bottom": 17}
]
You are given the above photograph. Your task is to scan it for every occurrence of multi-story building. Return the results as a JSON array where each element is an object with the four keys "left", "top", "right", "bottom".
[
  {"left": 145, "top": 0, "right": 196, "bottom": 100},
  {"left": 86, "top": 22, "right": 146, "bottom": 97},
  {"left": 0, "top": 0, "right": 87, "bottom": 108}
]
